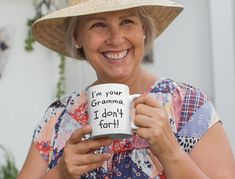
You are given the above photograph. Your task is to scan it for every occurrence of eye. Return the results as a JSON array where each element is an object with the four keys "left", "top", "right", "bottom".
[
  {"left": 90, "top": 22, "right": 106, "bottom": 29},
  {"left": 121, "top": 19, "right": 134, "bottom": 25}
]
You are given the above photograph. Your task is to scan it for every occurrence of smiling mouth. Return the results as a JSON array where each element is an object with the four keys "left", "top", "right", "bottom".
[{"left": 103, "top": 49, "right": 128, "bottom": 60}]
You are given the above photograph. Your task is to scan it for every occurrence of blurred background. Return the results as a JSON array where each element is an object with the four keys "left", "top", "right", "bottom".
[{"left": 0, "top": 0, "right": 234, "bottom": 171}]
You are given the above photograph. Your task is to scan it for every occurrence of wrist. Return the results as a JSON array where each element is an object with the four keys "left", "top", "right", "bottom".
[
  {"left": 39, "top": 163, "right": 70, "bottom": 179},
  {"left": 56, "top": 159, "right": 72, "bottom": 179},
  {"left": 158, "top": 148, "right": 209, "bottom": 179},
  {"left": 158, "top": 145, "right": 184, "bottom": 167}
]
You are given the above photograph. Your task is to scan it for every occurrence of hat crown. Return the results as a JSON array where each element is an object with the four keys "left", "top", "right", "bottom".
[{"left": 68, "top": 0, "right": 129, "bottom": 6}]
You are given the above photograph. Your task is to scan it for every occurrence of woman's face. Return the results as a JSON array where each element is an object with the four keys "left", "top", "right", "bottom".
[{"left": 76, "top": 8, "right": 145, "bottom": 83}]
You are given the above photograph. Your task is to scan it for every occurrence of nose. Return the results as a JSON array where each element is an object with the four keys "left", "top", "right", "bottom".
[{"left": 106, "top": 26, "right": 125, "bottom": 46}]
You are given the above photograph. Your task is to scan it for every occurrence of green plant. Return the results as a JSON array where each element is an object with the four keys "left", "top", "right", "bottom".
[
  {"left": 25, "top": 0, "right": 66, "bottom": 98},
  {"left": 24, "top": 17, "right": 36, "bottom": 52},
  {"left": 0, "top": 145, "right": 18, "bottom": 179},
  {"left": 56, "top": 54, "right": 66, "bottom": 98},
  {"left": 25, "top": 0, "right": 53, "bottom": 52}
]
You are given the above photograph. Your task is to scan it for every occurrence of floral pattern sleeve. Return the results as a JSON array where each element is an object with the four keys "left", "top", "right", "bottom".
[{"left": 32, "top": 97, "right": 68, "bottom": 161}]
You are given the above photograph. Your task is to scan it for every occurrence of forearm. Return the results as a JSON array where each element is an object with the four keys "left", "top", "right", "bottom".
[
  {"left": 17, "top": 165, "right": 66, "bottom": 179},
  {"left": 159, "top": 148, "right": 209, "bottom": 179},
  {"left": 39, "top": 165, "right": 68, "bottom": 179}
]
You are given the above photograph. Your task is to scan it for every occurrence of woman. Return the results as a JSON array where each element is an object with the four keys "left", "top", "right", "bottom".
[{"left": 18, "top": 0, "right": 235, "bottom": 178}]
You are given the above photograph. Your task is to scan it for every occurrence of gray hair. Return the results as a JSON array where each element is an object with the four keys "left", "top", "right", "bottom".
[{"left": 65, "top": 7, "right": 156, "bottom": 60}]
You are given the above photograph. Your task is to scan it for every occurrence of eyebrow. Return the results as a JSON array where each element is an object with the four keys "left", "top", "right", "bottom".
[
  {"left": 85, "top": 13, "right": 138, "bottom": 23},
  {"left": 120, "top": 13, "right": 138, "bottom": 19},
  {"left": 85, "top": 17, "right": 106, "bottom": 22}
]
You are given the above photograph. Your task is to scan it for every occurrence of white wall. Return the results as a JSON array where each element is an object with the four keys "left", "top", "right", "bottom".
[
  {"left": 209, "top": 0, "right": 235, "bottom": 152},
  {"left": 0, "top": 0, "right": 59, "bottom": 168},
  {"left": 0, "top": 0, "right": 234, "bottom": 170}
]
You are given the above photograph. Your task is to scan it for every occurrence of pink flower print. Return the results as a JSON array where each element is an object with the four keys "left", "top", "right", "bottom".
[
  {"left": 35, "top": 141, "right": 52, "bottom": 160},
  {"left": 69, "top": 103, "right": 88, "bottom": 125},
  {"left": 111, "top": 139, "right": 133, "bottom": 153}
]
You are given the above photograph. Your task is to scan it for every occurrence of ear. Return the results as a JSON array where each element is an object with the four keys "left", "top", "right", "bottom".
[
  {"left": 73, "top": 30, "right": 82, "bottom": 48},
  {"left": 142, "top": 24, "right": 146, "bottom": 37}
]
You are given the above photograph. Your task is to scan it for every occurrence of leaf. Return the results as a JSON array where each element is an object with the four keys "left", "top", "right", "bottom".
[{"left": 0, "top": 145, "right": 18, "bottom": 179}]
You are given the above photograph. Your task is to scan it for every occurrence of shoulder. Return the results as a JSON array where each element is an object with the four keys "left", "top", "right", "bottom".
[
  {"left": 150, "top": 78, "right": 207, "bottom": 96},
  {"left": 150, "top": 78, "right": 208, "bottom": 108},
  {"left": 39, "top": 91, "right": 85, "bottom": 121}
]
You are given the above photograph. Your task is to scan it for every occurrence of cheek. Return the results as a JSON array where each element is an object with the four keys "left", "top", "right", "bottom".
[
  {"left": 136, "top": 29, "right": 145, "bottom": 48},
  {"left": 82, "top": 34, "right": 104, "bottom": 52},
  {"left": 127, "top": 28, "right": 145, "bottom": 45},
  {"left": 132, "top": 34, "right": 145, "bottom": 51}
]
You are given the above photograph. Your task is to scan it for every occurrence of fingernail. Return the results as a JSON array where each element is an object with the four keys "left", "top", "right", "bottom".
[
  {"left": 104, "top": 153, "right": 112, "bottom": 159},
  {"left": 104, "top": 137, "right": 113, "bottom": 143},
  {"left": 84, "top": 125, "right": 92, "bottom": 131}
]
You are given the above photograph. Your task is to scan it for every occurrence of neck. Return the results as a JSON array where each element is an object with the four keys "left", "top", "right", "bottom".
[
  {"left": 128, "top": 68, "right": 158, "bottom": 94},
  {"left": 92, "top": 67, "right": 158, "bottom": 94}
]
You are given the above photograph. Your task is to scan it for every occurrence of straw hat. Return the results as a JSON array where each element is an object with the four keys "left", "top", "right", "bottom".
[{"left": 32, "top": 0, "right": 183, "bottom": 59}]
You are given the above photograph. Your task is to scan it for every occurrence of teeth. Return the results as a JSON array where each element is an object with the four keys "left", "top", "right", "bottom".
[{"left": 103, "top": 50, "right": 128, "bottom": 60}]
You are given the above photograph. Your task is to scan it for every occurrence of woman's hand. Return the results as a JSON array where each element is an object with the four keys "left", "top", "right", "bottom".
[
  {"left": 57, "top": 125, "right": 112, "bottom": 179},
  {"left": 134, "top": 94, "right": 180, "bottom": 160}
]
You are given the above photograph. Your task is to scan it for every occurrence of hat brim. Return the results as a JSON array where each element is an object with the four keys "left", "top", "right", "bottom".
[{"left": 32, "top": 0, "right": 183, "bottom": 59}]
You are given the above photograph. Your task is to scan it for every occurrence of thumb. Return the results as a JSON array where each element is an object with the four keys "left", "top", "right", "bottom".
[{"left": 67, "top": 125, "right": 91, "bottom": 144}]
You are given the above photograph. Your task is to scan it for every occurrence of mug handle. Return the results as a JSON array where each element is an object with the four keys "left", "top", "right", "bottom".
[{"left": 129, "top": 94, "right": 141, "bottom": 130}]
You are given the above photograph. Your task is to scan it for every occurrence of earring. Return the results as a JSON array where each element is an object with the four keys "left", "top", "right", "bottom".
[
  {"left": 75, "top": 44, "right": 81, "bottom": 49},
  {"left": 143, "top": 35, "right": 146, "bottom": 40}
]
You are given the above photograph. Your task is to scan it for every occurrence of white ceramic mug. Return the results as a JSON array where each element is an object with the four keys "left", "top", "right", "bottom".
[{"left": 87, "top": 83, "right": 140, "bottom": 139}]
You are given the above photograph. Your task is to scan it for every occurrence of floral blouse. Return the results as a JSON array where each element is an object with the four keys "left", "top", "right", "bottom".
[{"left": 33, "top": 78, "right": 220, "bottom": 178}]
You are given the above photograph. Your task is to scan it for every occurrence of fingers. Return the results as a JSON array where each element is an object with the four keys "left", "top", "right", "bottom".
[
  {"left": 135, "top": 94, "right": 164, "bottom": 118},
  {"left": 62, "top": 153, "right": 111, "bottom": 178},
  {"left": 72, "top": 161, "right": 106, "bottom": 177},
  {"left": 134, "top": 114, "right": 152, "bottom": 128},
  {"left": 76, "top": 137, "right": 113, "bottom": 154},
  {"left": 67, "top": 125, "right": 92, "bottom": 145},
  {"left": 62, "top": 131, "right": 113, "bottom": 178},
  {"left": 135, "top": 94, "right": 162, "bottom": 108},
  {"left": 135, "top": 127, "right": 151, "bottom": 140},
  {"left": 133, "top": 94, "right": 168, "bottom": 129},
  {"left": 71, "top": 153, "right": 111, "bottom": 166},
  {"left": 135, "top": 103, "right": 156, "bottom": 117},
  {"left": 65, "top": 126, "right": 113, "bottom": 154}
]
